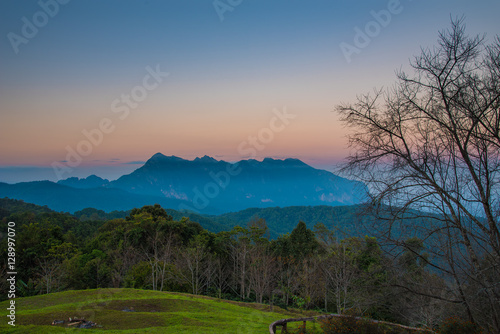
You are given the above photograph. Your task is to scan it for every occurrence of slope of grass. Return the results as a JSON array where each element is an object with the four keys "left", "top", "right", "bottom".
[{"left": 0, "top": 288, "right": 318, "bottom": 333}]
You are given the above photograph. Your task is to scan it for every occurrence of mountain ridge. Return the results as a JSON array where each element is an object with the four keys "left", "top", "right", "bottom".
[
  {"left": 0, "top": 154, "right": 368, "bottom": 214},
  {"left": 57, "top": 175, "right": 109, "bottom": 189},
  {"left": 106, "top": 154, "right": 367, "bottom": 213}
]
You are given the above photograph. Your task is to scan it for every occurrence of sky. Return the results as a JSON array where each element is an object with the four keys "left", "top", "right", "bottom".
[{"left": 0, "top": 0, "right": 499, "bottom": 183}]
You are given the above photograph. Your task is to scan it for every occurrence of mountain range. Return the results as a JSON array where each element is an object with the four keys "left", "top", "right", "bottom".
[{"left": 0, "top": 153, "right": 368, "bottom": 214}]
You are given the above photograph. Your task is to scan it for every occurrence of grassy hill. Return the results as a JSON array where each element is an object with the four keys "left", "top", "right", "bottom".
[{"left": 0, "top": 288, "right": 319, "bottom": 333}]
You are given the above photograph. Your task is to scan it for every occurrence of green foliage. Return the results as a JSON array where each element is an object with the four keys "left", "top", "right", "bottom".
[
  {"left": 16, "top": 279, "right": 39, "bottom": 297},
  {"left": 292, "top": 295, "right": 307, "bottom": 309},
  {"left": 215, "top": 205, "right": 373, "bottom": 239},
  {"left": 127, "top": 203, "right": 172, "bottom": 222},
  {"left": 124, "top": 261, "right": 151, "bottom": 289},
  {"left": 74, "top": 207, "right": 129, "bottom": 221},
  {"left": 0, "top": 200, "right": 486, "bottom": 331},
  {"left": 289, "top": 221, "right": 320, "bottom": 259},
  {"left": 398, "top": 237, "right": 428, "bottom": 274},
  {"left": 0, "top": 197, "right": 53, "bottom": 217}
]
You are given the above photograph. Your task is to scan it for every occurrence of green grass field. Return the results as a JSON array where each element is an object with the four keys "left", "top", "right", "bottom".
[{"left": 0, "top": 289, "right": 321, "bottom": 333}]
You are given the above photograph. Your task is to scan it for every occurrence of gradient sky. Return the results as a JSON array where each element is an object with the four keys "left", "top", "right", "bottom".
[{"left": 1, "top": 0, "right": 499, "bottom": 183}]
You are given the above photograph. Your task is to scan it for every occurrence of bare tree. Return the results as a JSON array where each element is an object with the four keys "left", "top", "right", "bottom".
[
  {"left": 275, "top": 255, "right": 300, "bottom": 307},
  {"left": 179, "top": 234, "right": 209, "bottom": 295},
  {"left": 324, "top": 243, "right": 359, "bottom": 314},
  {"left": 296, "top": 256, "right": 325, "bottom": 309},
  {"left": 37, "top": 258, "right": 63, "bottom": 294},
  {"left": 141, "top": 224, "right": 164, "bottom": 291},
  {"left": 109, "top": 243, "right": 139, "bottom": 288},
  {"left": 206, "top": 254, "right": 230, "bottom": 299},
  {"left": 248, "top": 242, "right": 275, "bottom": 304},
  {"left": 228, "top": 225, "right": 256, "bottom": 300},
  {"left": 336, "top": 18, "right": 500, "bottom": 331}
]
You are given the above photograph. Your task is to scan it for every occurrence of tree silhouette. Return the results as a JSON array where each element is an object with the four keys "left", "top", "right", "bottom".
[{"left": 336, "top": 18, "right": 500, "bottom": 331}]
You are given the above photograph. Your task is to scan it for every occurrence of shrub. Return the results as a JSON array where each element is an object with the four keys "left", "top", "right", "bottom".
[
  {"left": 320, "top": 316, "right": 361, "bottom": 333},
  {"left": 319, "top": 316, "right": 417, "bottom": 334},
  {"left": 439, "top": 316, "right": 483, "bottom": 334}
]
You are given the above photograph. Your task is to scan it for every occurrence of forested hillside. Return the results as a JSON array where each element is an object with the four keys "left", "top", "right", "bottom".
[
  {"left": 71, "top": 204, "right": 372, "bottom": 238},
  {"left": 0, "top": 200, "right": 490, "bottom": 332}
]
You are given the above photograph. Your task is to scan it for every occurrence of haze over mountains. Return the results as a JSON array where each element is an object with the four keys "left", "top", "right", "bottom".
[{"left": 0, "top": 153, "right": 367, "bottom": 214}]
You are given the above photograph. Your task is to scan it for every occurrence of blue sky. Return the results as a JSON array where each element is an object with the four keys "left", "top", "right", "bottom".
[{"left": 1, "top": 0, "right": 499, "bottom": 182}]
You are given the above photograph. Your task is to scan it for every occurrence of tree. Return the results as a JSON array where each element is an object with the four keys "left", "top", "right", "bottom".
[
  {"left": 36, "top": 241, "right": 77, "bottom": 294},
  {"left": 128, "top": 204, "right": 172, "bottom": 223},
  {"left": 180, "top": 233, "right": 209, "bottom": 295},
  {"left": 389, "top": 238, "right": 448, "bottom": 328},
  {"left": 124, "top": 206, "right": 180, "bottom": 291},
  {"left": 37, "top": 258, "right": 62, "bottom": 294},
  {"left": 325, "top": 242, "right": 358, "bottom": 314},
  {"left": 336, "top": 18, "right": 500, "bottom": 331},
  {"left": 248, "top": 243, "right": 275, "bottom": 304},
  {"left": 272, "top": 234, "right": 300, "bottom": 307},
  {"left": 109, "top": 244, "right": 138, "bottom": 288},
  {"left": 289, "top": 221, "right": 320, "bottom": 260}
]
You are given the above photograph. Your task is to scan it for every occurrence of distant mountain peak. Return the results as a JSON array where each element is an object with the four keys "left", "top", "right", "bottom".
[
  {"left": 257, "top": 157, "right": 308, "bottom": 167},
  {"left": 86, "top": 174, "right": 107, "bottom": 181},
  {"left": 194, "top": 155, "right": 218, "bottom": 163},
  {"left": 151, "top": 152, "right": 167, "bottom": 159},
  {"left": 150, "top": 153, "right": 183, "bottom": 160},
  {"left": 146, "top": 153, "right": 185, "bottom": 165},
  {"left": 57, "top": 174, "right": 109, "bottom": 189},
  {"left": 5, "top": 153, "right": 368, "bottom": 214}
]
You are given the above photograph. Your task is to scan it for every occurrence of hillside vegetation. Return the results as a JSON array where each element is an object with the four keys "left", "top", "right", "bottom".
[{"left": 0, "top": 199, "right": 488, "bottom": 332}]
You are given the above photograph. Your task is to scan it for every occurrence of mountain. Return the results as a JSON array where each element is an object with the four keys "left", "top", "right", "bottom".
[
  {"left": 57, "top": 175, "right": 109, "bottom": 188},
  {"left": 0, "top": 197, "right": 54, "bottom": 219},
  {"left": 0, "top": 181, "right": 190, "bottom": 213},
  {"left": 0, "top": 154, "right": 367, "bottom": 214},
  {"left": 106, "top": 153, "right": 368, "bottom": 213}
]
